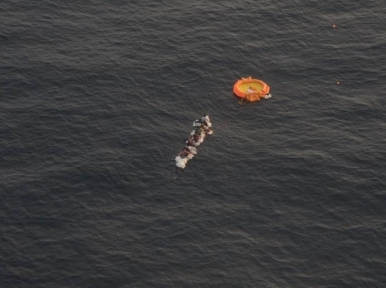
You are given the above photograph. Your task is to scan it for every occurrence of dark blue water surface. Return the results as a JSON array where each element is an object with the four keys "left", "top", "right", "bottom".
[{"left": 1, "top": 1, "right": 386, "bottom": 287}]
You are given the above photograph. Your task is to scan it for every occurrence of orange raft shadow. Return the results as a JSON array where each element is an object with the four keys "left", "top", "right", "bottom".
[{"left": 233, "top": 77, "right": 270, "bottom": 102}]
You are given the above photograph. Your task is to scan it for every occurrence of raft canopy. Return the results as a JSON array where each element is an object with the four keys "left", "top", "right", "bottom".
[{"left": 233, "top": 77, "right": 270, "bottom": 102}]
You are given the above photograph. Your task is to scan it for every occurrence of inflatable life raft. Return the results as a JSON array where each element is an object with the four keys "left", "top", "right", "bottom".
[{"left": 233, "top": 77, "right": 271, "bottom": 102}]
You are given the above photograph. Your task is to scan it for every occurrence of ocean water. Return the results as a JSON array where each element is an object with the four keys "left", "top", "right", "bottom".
[{"left": 1, "top": 0, "right": 386, "bottom": 287}]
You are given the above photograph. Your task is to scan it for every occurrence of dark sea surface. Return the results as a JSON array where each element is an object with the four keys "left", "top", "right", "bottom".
[{"left": 1, "top": 0, "right": 386, "bottom": 287}]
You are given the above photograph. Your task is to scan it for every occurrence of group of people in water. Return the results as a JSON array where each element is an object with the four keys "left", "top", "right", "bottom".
[{"left": 175, "top": 114, "right": 213, "bottom": 169}]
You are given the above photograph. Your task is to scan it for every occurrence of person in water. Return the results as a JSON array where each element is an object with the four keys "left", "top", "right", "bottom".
[
  {"left": 185, "top": 137, "right": 194, "bottom": 147},
  {"left": 178, "top": 151, "right": 187, "bottom": 158},
  {"left": 200, "top": 123, "right": 211, "bottom": 134},
  {"left": 183, "top": 146, "right": 192, "bottom": 154},
  {"left": 194, "top": 126, "right": 205, "bottom": 136},
  {"left": 185, "top": 144, "right": 197, "bottom": 154},
  {"left": 193, "top": 134, "right": 200, "bottom": 141},
  {"left": 200, "top": 113, "right": 210, "bottom": 126},
  {"left": 179, "top": 148, "right": 192, "bottom": 158},
  {"left": 239, "top": 96, "right": 248, "bottom": 105}
]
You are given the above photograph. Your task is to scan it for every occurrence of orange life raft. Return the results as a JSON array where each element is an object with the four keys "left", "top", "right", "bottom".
[{"left": 233, "top": 77, "right": 270, "bottom": 102}]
